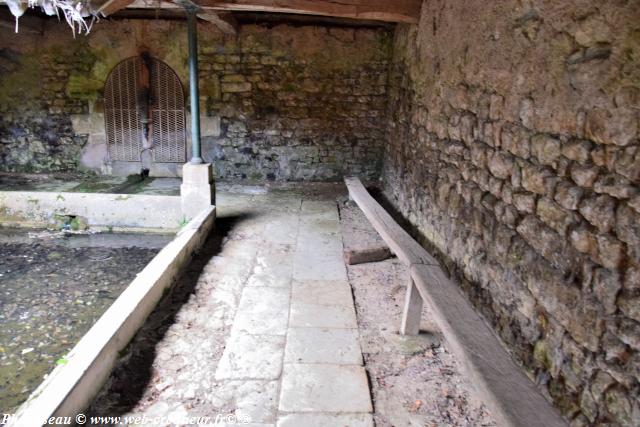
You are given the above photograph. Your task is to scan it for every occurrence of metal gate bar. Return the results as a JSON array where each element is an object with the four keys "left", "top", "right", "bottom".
[{"left": 104, "top": 56, "right": 186, "bottom": 163}]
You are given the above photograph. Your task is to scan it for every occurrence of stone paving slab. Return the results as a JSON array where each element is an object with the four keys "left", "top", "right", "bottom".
[
  {"left": 289, "top": 302, "right": 358, "bottom": 329},
  {"left": 232, "top": 287, "right": 290, "bottom": 335},
  {"left": 292, "top": 252, "right": 348, "bottom": 281},
  {"left": 215, "top": 333, "right": 285, "bottom": 380},
  {"left": 206, "top": 380, "right": 278, "bottom": 423},
  {"left": 277, "top": 413, "right": 374, "bottom": 427},
  {"left": 246, "top": 272, "right": 292, "bottom": 289},
  {"left": 294, "top": 235, "right": 344, "bottom": 254},
  {"left": 285, "top": 327, "right": 362, "bottom": 365},
  {"left": 247, "top": 244, "right": 294, "bottom": 288},
  {"left": 263, "top": 217, "right": 299, "bottom": 245},
  {"left": 278, "top": 364, "right": 372, "bottom": 413},
  {"left": 291, "top": 280, "right": 354, "bottom": 307}
]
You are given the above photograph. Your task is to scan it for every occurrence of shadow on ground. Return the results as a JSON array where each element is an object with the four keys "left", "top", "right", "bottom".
[{"left": 87, "top": 213, "right": 254, "bottom": 416}]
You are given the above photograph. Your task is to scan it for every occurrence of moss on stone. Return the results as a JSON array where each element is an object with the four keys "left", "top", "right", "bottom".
[
  {"left": 0, "top": 54, "right": 42, "bottom": 112},
  {"left": 66, "top": 73, "right": 103, "bottom": 101}
]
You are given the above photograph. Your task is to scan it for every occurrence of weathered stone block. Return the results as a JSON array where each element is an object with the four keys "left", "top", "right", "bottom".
[
  {"left": 591, "top": 145, "right": 617, "bottom": 170},
  {"left": 579, "top": 195, "right": 616, "bottom": 233},
  {"left": 554, "top": 181, "right": 583, "bottom": 210},
  {"left": 580, "top": 389, "right": 599, "bottom": 423},
  {"left": 593, "top": 174, "right": 638, "bottom": 199},
  {"left": 447, "top": 84, "right": 470, "bottom": 110},
  {"left": 537, "top": 197, "right": 576, "bottom": 236},
  {"left": 629, "top": 195, "right": 640, "bottom": 214},
  {"left": 447, "top": 114, "right": 462, "bottom": 141},
  {"left": 618, "top": 294, "right": 640, "bottom": 322},
  {"left": 221, "top": 82, "right": 252, "bottom": 93},
  {"left": 522, "top": 164, "right": 553, "bottom": 195},
  {"left": 623, "top": 262, "right": 640, "bottom": 291},
  {"left": 519, "top": 97, "right": 535, "bottom": 128},
  {"left": 501, "top": 124, "right": 531, "bottom": 159},
  {"left": 500, "top": 204, "right": 519, "bottom": 228},
  {"left": 595, "top": 234, "right": 625, "bottom": 270},
  {"left": 470, "top": 142, "right": 488, "bottom": 168},
  {"left": 516, "top": 215, "right": 566, "bottom": 269},
  {"left": 489, "top": 176, "right": 503, "bottom": 197},
  {"left": 488, "top": 151, "right": 514, "bottom": 179},
  {"left": 531, "top": 134, "right": 561, "bottom": 165},
  {"left": 562, "top": 139, "right": 592, "bottom": 163},
  {"left": 618, "top": 319, "right": 640, "bottom": 351},
  {"left": 586, "top": 108, "right": 638, "bottom": 147},
  {"left": 613, "top": 146, "right": 640, "bottom": 182},
  {"left": 570, "top": 226, "right": 598, "bottom": 258},
  {"left": 443, "top": 141, "right": 465, "bottom": 156},
  {"left": 513, "top": 191, "right": 537, "bottom": 213},
  {"left": 460, "top": 113, "right": 476, "bottom": 144},
  {"left": 221, "top": 74, "right": 247, "bottom": 83},
  {"left": 570, "top": 163, "right": 600, "bottom": 188},
  {"left": 71, "top": 113, "right": 105, "bottom": 135},
  {"left": 615, "top": 203, "right": 640, "bottom": 258}
]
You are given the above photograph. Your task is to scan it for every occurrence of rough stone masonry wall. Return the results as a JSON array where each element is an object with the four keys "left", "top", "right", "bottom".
[
  {"left": 0, "top": 18, "right": 390, "bottom": 180},
  {"left": 382, "top": 1, "right": 639, "bottom": 425}
]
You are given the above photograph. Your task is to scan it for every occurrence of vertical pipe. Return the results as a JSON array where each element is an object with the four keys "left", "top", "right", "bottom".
[{"left": 187, "top": 8, "right": 203, "bottom": 164}]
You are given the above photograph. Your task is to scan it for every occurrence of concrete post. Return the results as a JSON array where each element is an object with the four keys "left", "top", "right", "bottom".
[{"left": 181, "top": 162, "right": 215, "bottom": 220}]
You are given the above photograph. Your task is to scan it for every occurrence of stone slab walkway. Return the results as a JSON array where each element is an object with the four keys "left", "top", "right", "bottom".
[
  {"left": 214, "top": 197, "right": 372, "bottom": 426},
  {"left": 89, "top": 185, "right": 373, "bottom": 426}
]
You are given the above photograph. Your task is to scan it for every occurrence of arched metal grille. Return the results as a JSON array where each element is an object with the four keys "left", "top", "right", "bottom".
[
  {"left": 149, "top": 59, "right": 187, "bottom": 163},
  {"left": 104, "top": 56, "right": 186, "bottom": 163}
]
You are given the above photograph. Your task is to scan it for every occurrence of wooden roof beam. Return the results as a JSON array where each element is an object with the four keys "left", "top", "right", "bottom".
[
  {"left": 193, "top": 0, "right": 422, "bottom": 23},
  {"left": 97, "top": 0, "right": 137, "bottom": 16},
  {"left": 198, "top": 10, "right": 238, "bottom": 35}
]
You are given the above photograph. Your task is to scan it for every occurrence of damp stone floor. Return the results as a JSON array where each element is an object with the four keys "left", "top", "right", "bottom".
[{"left": 89, "top": 184, "right": 374, "bottom": 426}]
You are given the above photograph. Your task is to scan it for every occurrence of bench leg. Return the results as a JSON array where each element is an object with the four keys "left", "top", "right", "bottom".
[{"left": 400, "top": 277, "right": 423, "bottom": 335}]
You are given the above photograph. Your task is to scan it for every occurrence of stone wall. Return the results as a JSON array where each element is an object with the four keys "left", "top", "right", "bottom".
[
  {"left": 382, "top": 1, "right": 639, "bottom": 425},
  {"left": 0, "top": 18, "right": 390, "bottom": 180}
]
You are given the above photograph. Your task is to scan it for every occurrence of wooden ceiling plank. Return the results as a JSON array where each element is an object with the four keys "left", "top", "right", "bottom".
[
  {"left": 98, "top": 0, "right": 137, "bottom": 16},
  {"left": 198, "top": 10, "right": 238, "bottom": 34},
  {"left": 194, "top": 0, "right": 421, "bottom": 23}
]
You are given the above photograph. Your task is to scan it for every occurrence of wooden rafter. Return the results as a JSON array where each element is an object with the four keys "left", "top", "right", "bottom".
[
  {"left": 97, "top": 0, "right": 137, "bottom": 16},
  {"left": 194, "top": 0, "right": 422, "bottom": 23},
  {"left": 198, "top": 11, "right": 238, "bottom": 35},
  {"left": 95, "top": 0, "right": 422, "bottom": 23}
]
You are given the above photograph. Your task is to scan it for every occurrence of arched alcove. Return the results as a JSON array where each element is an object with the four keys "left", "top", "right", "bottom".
[{"left": 104, "top": 55, "right": 186, "bottom": 164}]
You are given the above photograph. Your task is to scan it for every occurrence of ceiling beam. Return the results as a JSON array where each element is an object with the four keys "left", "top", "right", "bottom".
[
  {"left": 97, "top": 0, "right": 137, "bottom": 16},
  {"left": 188, "top": 0, "right": 420, "bottom": 23},
  {"left": 198, "top": 11, "right": 238, "bottom": 35}
]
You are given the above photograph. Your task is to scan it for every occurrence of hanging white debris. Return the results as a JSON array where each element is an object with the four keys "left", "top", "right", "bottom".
[
  {"left": 6, "top": 0, "right": 27, "bottom": 32},
  {"left": 6, "top": 0, "right": 98, "bottom": 35}
]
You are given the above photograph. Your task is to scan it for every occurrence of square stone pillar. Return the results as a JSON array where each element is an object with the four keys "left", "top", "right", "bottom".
[{"left": 181, "top": 162, "right": 215, "bottom": 220}]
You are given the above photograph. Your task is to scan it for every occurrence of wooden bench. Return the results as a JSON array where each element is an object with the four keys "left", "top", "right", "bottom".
[{"left": 345, "top": 177, "right": 566, "bottom": 427}]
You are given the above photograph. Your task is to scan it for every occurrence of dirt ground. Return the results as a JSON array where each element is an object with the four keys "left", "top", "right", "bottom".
[{"left": 339, "top": 198, "right": 497, "bottom": 427}]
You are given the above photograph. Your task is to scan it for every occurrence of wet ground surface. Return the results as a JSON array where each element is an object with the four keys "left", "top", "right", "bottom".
[{"left": 0, "top": 229, "right": 173, "bottom": 412}]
